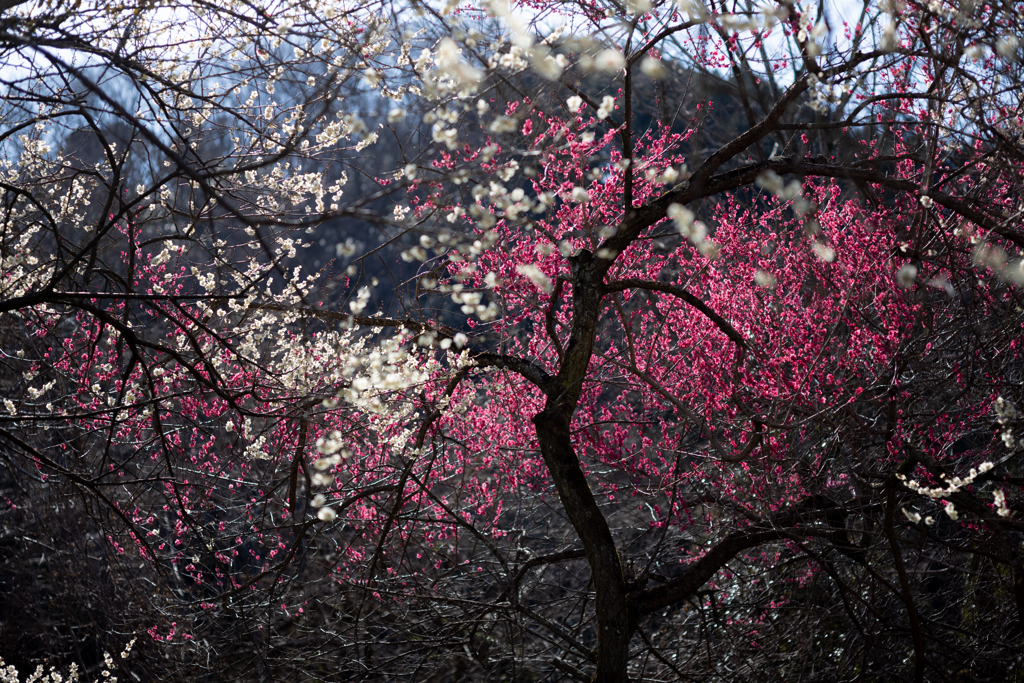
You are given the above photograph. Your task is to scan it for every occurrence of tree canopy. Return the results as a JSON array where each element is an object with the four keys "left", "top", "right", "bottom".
[{"left": 1, "top": 0, "right": 1024, "bottom": 681}]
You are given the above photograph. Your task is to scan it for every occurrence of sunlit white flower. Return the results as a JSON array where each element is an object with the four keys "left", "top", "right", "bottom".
[
  {"left": 879, "top": 22, "right": 898, "bottom": 52},
  {"left": 997, "top": 34, "right": 1019, "bottom": 60},
  {"left": 363, "top": 68, "right": 381, "bottom": 87},
  {"left": 812, "top": 242, "right": 836, "bottom": 263},
  {"left": 516, "top": 263, "right": 553, "bottom": 293},
  {"left": 896, "top": 263, "right": 918, "bottom": 288},
  {"left": 593, "top": 49, "right": 625, "bottom": 72},
  {"left": 994, "top": 489, "right": 1012, "bottom": 517},
  {"left": 489, "top": 116, "right": 518, "bottom": 134},
  {"left": 754, "top": 270, "right": 777, "bottom": 289}
]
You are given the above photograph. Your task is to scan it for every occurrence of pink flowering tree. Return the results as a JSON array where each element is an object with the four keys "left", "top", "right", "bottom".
[{"left": 3, "top": 0, "right": 1024, "bottom": 681}]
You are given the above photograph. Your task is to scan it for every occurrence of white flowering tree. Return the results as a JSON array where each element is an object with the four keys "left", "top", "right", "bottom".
[{"left": 0, "top": 0, "right": 444, "bottom": 675}]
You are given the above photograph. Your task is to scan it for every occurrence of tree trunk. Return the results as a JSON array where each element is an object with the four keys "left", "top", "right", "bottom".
[{"left": 533, "top": 409, "right": 635, "bottom": 682}]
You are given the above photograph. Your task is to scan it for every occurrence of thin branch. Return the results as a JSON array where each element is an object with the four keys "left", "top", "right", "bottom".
[{"left": 604, "top": 278, "right": 746, "bottom": 348}]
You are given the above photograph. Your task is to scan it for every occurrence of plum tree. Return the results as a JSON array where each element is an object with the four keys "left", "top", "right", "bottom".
[{"left": 1, "top": 0, "right": 1023, "bottom": 681}]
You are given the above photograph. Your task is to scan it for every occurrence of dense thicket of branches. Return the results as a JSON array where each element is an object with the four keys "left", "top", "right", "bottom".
[{"left": 2, "top": 0, "right": 1024, "bottom": 681}]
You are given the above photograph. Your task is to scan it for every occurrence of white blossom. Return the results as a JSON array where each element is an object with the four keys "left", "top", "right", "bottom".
[
  {"left": 593, "top": 49, "right": 625, "bottom": 72},
  {"left": 516, "top": 263, "right": 553, "bottom": 293},
  {"left": 896, "top": 263, "right": 918, "bottom": 288}
]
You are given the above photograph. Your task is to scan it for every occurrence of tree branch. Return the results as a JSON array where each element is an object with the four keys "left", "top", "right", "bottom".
[{"left": 604, "top": 278, "right": 746, "bottom": 348}]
